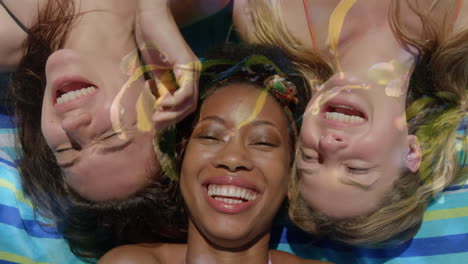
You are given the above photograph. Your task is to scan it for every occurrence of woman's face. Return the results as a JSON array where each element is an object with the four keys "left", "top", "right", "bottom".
[
  {"left": 180, "top": 83, "right": 292, "bottom": 248},
  {"left": 41, "top": 1, "right": 158, "bottom": 201},
  {"left": 297, "top": 72, "right": 421, "bottom": 219}
]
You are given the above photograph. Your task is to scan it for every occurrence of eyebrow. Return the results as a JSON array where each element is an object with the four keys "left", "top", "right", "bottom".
[
  {"left": 200, "top": 116, "right": 225, "bottom": 124},
  {"left": 249, "top": 120, "right": 277, "bottom": 128}
]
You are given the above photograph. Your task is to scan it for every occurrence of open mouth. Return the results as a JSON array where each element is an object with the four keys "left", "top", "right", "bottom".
[
  {"left": 207, "top": 184, "right": 258, "bottom": 204},
  {"left": 324, "top": 104, "right": 366, "bottom": 124},
  {"left": 55, "top": 82, "right": 97, "bottom": 105}
]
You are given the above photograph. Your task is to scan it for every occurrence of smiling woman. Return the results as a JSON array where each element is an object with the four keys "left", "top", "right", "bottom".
[
  {"left": 235, "top": 0, "right": 467, "bottom": 246},
  {"left": 99, "top": 44, "right": 330, "bottom": 264},
  {"left": 7, "top": 0, "right": 204, "bottom": 260},
  {"left": 41, "top": 46, "right": 159, "bottom": 201}
]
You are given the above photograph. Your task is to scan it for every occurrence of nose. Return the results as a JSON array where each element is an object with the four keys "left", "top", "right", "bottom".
[
  {"left": 319, "top": 133, "right": 348, "bottom": 155},
  {"left": 213, "top": 137, "right": 254, "bottom": 172},
  {"left": 61, "top": 112, "right": 94, "bottom": 147}
]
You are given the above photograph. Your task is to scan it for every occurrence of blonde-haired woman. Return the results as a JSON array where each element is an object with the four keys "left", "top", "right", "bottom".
[{"left": 234, "top": 0, "right": 467, "bottom": 245}]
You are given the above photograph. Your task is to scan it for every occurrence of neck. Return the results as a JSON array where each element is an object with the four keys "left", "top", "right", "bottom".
[{"left": 185, "top": 221, "right": 271, "bottom": 264}]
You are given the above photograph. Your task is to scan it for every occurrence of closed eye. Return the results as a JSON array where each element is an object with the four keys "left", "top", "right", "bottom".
[
  {"left": 199, "top": 136, "right": 222, "bottom": 141},
  {"left": 300, "top": 149, "right": 317, "bottom": 162},
  {"left": 346, "top": 166, "right": 369, "bottom": 175},
  {"left": 252, "top": 140, "right": 277, "bottom": 147},
  {"left": 55, "top": 148, "right": 72, "bottom": 153}
]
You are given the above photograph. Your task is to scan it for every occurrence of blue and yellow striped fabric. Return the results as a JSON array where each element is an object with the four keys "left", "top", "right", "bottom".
[{"left": 0, "top": 114, "right": 85, "bottom": 264}]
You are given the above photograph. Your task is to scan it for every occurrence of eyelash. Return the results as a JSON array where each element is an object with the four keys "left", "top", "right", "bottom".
[
  {"left": 55, "top": 148, "right": 71, "bottom": 153},
  {"left": 102, "top": 131, "right": 122, "bottom": 140},
  {"left": 346, "top": 167, "right": 369, "bottom": 175},
  {"left": 200, "top": 135, "right": 221, "bottom": 141},
  {"left": 301, "top": 150, "right": 317, "bottom": 162},
  {"left": 251, "top": 138, "right": 276, "bottom": 147}
]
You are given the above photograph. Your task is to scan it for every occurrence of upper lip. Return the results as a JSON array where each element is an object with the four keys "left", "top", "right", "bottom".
[{"left": 202, "top": 176, "right": 262, "bottom": 194}]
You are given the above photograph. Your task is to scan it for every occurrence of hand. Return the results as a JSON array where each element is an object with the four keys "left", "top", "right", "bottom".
[{"left": 135, "top": 0, "right": 201, "bottom": 130}]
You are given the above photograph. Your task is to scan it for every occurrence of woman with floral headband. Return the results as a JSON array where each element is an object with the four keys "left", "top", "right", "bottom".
[
  {"left": 99, "top": 44, "right": 332, "bottom": 264},
  {"left": 234, "top": 0, "right": 467, "bottom": 245}
]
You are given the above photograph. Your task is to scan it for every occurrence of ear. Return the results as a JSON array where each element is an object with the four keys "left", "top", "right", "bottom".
[{"left": 406, "top": 135, "right": 421, "bottom": 173}]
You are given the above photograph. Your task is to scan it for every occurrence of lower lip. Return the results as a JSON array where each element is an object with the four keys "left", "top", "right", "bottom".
[
  {"left": 204, "top": 189, "right": 258, "bottom": 214},
  {"left": 54, "top": 89, "right": 98, "bottom": 113}
]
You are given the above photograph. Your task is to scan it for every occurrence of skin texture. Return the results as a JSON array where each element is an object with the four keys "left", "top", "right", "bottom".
[
  {"left": 35, "top": 0, "right": 228, "bottom": 201},
  {"left": 234, "top": 0, "right": 429, "bottom": 218},
  {"left": 99, "top": 84, "right": 332, "bottom": 264},
  {"left": 181, "top": 83, "right": 291, "bottom": 260},
  {"left": 41, "top": 1, "right": 158, "bottom": 201},
  {"left": 297, "top": 74, "right": 421, "bottom": 218}
]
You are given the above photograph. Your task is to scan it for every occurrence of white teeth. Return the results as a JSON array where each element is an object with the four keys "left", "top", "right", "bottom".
[
  {"left": 214, "top": 197, "right": 243, "bottom": 204},
  {"left": 56, "top": 86, "right": 96, "bottom": 104},
  {"left": 326, "top": 111, "right": 365, "bottom": 124},
  {"left": 207, "top": 184, "right": 258, "bottom": 202}
]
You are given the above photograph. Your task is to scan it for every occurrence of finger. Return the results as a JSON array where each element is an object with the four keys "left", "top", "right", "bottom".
[
  {"left": 153, "top": 111, "right": 183, "bottom": 130},
  {"left": 153, "top": 103, "right": 197, "bottom": 129},
  {"left": 162, "top": 62, "right": 200, "bottom": 105}
]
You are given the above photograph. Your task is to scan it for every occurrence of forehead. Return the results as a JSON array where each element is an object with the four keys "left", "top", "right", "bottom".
[{"left": 200, "top": 83, "right": 289, "bottom": 129}]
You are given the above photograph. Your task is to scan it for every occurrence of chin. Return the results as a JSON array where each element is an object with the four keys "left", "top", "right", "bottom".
[{"left": 198, "top": 221, "right": 268, "bottom": 250}]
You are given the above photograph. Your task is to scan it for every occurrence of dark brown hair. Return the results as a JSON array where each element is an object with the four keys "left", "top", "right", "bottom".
[{"left": 10, "top": 0, "right": 186, "bottom": 260}]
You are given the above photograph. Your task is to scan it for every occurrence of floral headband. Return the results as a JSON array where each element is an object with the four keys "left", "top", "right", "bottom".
[
  {"left": 156, "top": 55, "right": 302, "bottom": 181},
  {"left": 200, "top": 55, "right": 300, "bottom": 123}
]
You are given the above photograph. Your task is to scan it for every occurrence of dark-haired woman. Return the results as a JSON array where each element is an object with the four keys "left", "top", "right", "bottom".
[{"left": 2, "top": 0, "right": 227, "bottom": 260}]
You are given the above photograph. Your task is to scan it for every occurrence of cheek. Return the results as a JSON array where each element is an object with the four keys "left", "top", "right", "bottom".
[
  {"left": 41, "top": 109, "right": 64, "bottom": 147},
  {"left": 299, "top": 115, "right": 318, "bottom": 148},
  {"left": 259, "top": 150, "right": 291, "bottom": 190},
  {"left": 180, "top": 142, "right": 207, "bottom": 193}
]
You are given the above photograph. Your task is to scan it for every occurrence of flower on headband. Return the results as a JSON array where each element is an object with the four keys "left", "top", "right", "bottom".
[{"left": 264, "top": 75, "right": 299, "bottom": 105}]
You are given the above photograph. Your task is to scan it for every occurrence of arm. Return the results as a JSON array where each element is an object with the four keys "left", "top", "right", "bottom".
[
  {"left": 99, "top": 245, "right": 160, "bottom": 264},
  {"left": 170, "top": 0, "right": 231, "bottom": 26},
  {"left": 136, "top": 0, "right": 202, "bottom": 129}
]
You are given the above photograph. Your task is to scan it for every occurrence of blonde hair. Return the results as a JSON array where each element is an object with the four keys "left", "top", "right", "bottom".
[
  {"left": 243, "top": 0, "right": 468, "bottom": 245},
  {"left": 242, "top": 0, "right": 333, "bottom": 90}
]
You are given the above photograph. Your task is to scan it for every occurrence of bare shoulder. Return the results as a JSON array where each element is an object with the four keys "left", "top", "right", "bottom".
[
  {"left": 0, "top": 0, "right": 44, "bottom": 70},
  {"left": 98, "top": 244, "right": 161, "bottom": 264},
  {"left": 452, "top": 0, "right": 468, "bottom": 33},
  {"left": 99, "top": 243, "right": 186, "bottom": 264},
  {"left": 170, "top": 0, "right": 230, "bottom": 26},
  {"left": 270, "top": 250, "right": 334, "bottom": 264}
]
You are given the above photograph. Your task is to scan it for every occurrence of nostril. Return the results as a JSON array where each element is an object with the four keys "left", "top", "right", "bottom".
[{"left": 330, "top": 134, "right": 344, "bottom": 142}]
